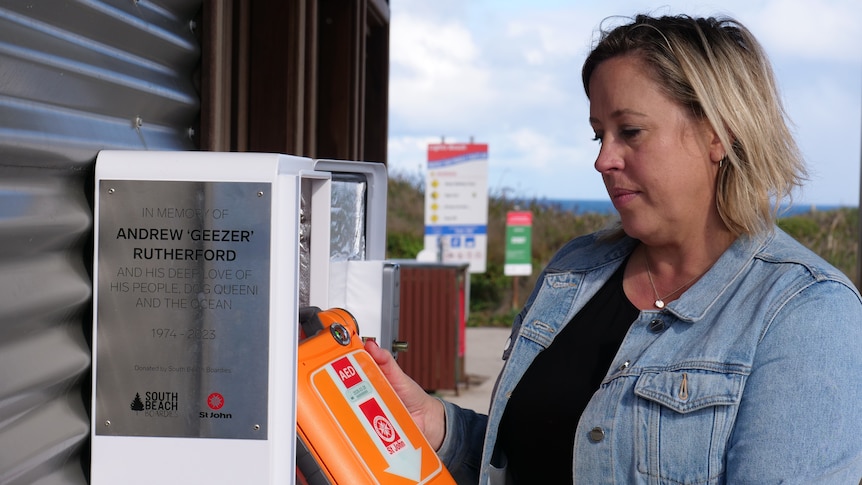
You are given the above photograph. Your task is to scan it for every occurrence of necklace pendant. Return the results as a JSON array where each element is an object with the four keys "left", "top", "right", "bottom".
[{"left": 654, "top": 299, "right": 665, "bottom": 309}]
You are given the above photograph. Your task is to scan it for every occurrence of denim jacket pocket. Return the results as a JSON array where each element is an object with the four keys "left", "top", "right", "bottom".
[{"left": 634, "top": 370, "right": 745, "bottom": 485}]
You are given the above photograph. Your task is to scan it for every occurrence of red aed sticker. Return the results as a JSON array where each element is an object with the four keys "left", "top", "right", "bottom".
[
  {"left": 359, "top": 398, "right": 405, "bottom": 454},
  {"left": 331, "top": 356, "right": 363, "bottom": 388}
]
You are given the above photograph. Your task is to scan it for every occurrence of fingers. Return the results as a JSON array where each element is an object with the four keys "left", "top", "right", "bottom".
[
  {"left": 363, "top": 339, "right": 446, "bottom": 449},
  {"left": 364, "top": 338, "right": 393, "bottom": 366},
  {"left": 364, "top": 339, "right": 411, "bottom": 390},
  {"left": 364, "top": 339, "right": 421, "bottom": 397}
]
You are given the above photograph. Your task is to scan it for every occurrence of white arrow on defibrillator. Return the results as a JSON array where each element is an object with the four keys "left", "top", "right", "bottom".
[
  {"left": 327, "top": 353, "right": 423, "bottom": 482},
  {"left": 358, "top": 397, "right": 423, "bottom": 481}
]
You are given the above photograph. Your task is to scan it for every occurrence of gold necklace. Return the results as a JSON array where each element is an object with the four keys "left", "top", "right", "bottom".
[{"left": 644, "top": 255, "right": 703, "bottom": 309}]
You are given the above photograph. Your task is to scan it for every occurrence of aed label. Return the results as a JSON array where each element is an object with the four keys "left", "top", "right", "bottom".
[{"left": 331, "top": 356, "right": 363, "bottom": 388}]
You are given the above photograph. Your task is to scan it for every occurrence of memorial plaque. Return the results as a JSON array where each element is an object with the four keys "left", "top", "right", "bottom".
[{"left": 95, "top": 180, "right": 271, "bottom": 440}]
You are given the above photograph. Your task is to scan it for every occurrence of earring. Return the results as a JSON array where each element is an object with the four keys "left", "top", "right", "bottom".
[{"left": 719, "top": 155, "right": 727, "bottom": 169}]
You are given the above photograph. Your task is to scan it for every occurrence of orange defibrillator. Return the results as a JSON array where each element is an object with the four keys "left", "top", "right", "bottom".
[{"left": 295, "top": 307, "right": 456, "bottom": 485}]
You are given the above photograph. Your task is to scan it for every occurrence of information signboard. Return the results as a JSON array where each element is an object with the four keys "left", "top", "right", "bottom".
[{"left": 423, "top": 143, "right": 489, "bottom": 273}]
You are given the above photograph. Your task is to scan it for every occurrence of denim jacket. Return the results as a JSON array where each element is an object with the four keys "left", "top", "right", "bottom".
[{"left": 437, "top": 227, "right": 862, "bottom": 484}]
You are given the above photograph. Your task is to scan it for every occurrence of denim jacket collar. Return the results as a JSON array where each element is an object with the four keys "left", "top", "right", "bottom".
[{"left": 546, "top": 230, "right": 775, "bottom": 324}]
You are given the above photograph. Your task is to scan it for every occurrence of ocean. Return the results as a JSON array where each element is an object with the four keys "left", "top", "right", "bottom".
[{"left": 525, "top": 199, "right": 853, "bottom": 217}]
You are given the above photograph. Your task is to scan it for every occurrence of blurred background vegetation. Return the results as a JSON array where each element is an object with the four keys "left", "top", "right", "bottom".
[{"left": 385, "top": 174, "right": 860, "bottom": 327}]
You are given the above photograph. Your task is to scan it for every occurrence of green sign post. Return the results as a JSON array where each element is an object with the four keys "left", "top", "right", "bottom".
[
  {"left": 505, "top": 211, "right": 532, "bottom": 310},
  {"left": 504, "top": 211, "right": 532, "bottom": 276}
]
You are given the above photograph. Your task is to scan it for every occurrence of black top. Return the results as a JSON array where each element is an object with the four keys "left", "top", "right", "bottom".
[{"left": 497, "top": 261, "right": 639, "bottom": 484}]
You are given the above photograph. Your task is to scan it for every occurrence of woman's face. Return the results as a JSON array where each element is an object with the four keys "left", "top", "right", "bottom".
[{"left": 588, "top": 55, "right": 723, "bottom": 246}]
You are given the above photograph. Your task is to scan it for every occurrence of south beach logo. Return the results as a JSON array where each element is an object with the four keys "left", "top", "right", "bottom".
[{"left": 130, "top": 391, "right": 179, "bottom": 417}]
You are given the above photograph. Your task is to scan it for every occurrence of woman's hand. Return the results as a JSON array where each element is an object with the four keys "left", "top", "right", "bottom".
[{"left": 364, "top": 339, "right": 447, "bottom": 450}]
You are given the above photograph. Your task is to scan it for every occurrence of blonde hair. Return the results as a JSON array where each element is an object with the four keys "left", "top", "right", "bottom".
[{"left": 582, "top": 14, "right": 806, "bottom": 236}]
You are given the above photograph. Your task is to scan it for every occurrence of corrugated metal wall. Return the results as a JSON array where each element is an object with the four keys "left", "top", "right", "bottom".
[{"left": 0, "top": 1, "right": 201, "bottom": 483}]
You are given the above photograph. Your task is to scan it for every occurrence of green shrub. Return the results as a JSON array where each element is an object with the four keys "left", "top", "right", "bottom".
[
  {"left": 386, "top": 232, "right": 423, "bottom": 259},
  {"left": 778, "top": 216, "right": 821, "bottom": 240}
]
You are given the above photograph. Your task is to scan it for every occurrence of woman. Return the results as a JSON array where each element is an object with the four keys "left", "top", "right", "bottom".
[{"left": 367, "top": 14, "right": 862, "bottom": 484}]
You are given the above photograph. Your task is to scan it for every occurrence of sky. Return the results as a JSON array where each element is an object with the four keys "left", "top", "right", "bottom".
[{"left": 386, "top": 0, "right": 862, "bottom": 207}]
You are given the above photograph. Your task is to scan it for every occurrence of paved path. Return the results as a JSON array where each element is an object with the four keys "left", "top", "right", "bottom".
[{"left": 437, "top": 326, "right": 511, "bottom": 414}]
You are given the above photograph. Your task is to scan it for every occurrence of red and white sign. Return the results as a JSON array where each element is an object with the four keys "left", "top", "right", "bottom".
[
  {"left": 506, "top": 211, "right": 532, "bottom": 226},
  {"left": 331, "top": 356, "right": 362, "bottom": 388},
  {"left": 359, "top": 398, "right": 406, "bottom": 455},
  {"left": 423, "top": 142, "right": 489, "bottom": 273}
]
